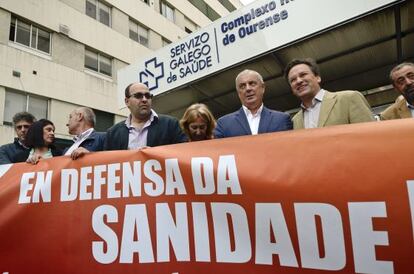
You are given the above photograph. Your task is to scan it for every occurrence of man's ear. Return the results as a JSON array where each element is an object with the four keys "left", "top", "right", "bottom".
[{"left": 77, "top": 112, "right": 83, "bottom": 121}]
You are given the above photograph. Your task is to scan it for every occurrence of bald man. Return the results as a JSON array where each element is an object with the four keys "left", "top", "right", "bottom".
[
  {"left": 104, "top": 82, "right": 186, "bottom": 150},
  {"left": 64, "top": 107, "right": 105, "bottom": 159}
]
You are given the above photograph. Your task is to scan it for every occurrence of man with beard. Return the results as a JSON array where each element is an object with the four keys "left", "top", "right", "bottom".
[
  {"left": 284, "top": 58, "right": 374, "bottom": 129},
  {"left": 214, "top": 69, "right": 292, "bottom": 138},
  {"left": 104, "top": 82, "right": 186, "bottom": 150},
  {"left": 380, "top": 62, "right": 414, "bottom": 120}
]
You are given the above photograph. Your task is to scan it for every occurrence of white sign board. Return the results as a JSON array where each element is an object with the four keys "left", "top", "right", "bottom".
[{"left": 117, "top": 0, "right": 399, "bottom": 108}]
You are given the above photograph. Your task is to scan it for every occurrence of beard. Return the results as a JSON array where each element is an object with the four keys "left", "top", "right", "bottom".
[{"left": 403, "top": 85, "right": 414, "bottom": 105}]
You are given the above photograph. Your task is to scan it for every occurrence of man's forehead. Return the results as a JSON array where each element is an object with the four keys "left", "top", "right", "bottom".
[
  {"left": 238, "top": 72, "right": 259, "bottom": 82},
  {"left": 130, "top": 83, "right": 149, "bottom": 93},
  {"left": 15, "top": 120, "right": 31, "bottom": 125},
  {"left": 395, "top": 65, "right": 414, "bottom": 76}
]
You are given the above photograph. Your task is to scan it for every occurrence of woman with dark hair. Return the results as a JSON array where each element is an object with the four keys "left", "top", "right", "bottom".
[
  {"left": 180, "top": 103, "right": 216, "bottom": 141},
  {"left": 14, "top": 119, "right": 62, "bottom": 164}
]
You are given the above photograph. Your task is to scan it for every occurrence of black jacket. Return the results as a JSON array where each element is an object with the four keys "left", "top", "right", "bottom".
[
  {"left": 0, "top": 138, "right": 30, "bottom": 164},
  {"left": 104, "top": 114, "right": 187, "bottom": 150}
]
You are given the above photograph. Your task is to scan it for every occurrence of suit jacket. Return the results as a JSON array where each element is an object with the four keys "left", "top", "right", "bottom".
[
  {"left": 380, "top": 95, "right": 412, "bottom": 120},
  {"left": 104, "top": 114, "right": 187, "bottom": 150},
  {"left": 214, "top": 106, "right": 292, "bottom": 138},
  {"left": 63, "top": 130, "right": 106, "bottom": 154},
  {"left": 292, "top": 90, "right": 374, "bottom": 129}
]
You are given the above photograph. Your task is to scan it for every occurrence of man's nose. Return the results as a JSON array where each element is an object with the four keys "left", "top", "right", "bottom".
[{"left": 296, "top": 76, "right": 304, "bottom": 83}]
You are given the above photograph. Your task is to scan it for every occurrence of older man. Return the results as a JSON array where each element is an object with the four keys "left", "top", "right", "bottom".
[
  {"left": 284, "top": 58, "right": 374, "bottom": 129},
  {"left": 0, "top": 112, "right": 35, "bottom": 164},
  {"left": 380, "top": 62, "right": 414, "bottom": 120},
  {"left": 104, "top": 82, "right": 186, "bottom": 150},
  {"left": 214, "top": 69, "right": 292, "bottom": 138},
  {"left": 64, "top": 107, "right": 105, "bottom": 159}
]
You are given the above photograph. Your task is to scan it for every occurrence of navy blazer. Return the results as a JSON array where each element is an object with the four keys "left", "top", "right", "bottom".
[
  {"left": 214, "top": 106, "right": 292, "bottom": 138},
  {"left": 63, "top": 130, "right": 106, "bottom": 154},
  {"left": 104, "top": 114, "right": 187, "bottom": 150}
]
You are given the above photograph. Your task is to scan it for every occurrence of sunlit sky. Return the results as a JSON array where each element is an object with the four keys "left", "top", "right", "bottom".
[{"left": 240, "top": 0, "right": 257, "bottom": 5}]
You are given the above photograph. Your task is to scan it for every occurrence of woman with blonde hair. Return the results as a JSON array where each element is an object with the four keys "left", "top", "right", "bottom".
[{"left": 180, "top": 103, "right": 216, "bottom": 141}]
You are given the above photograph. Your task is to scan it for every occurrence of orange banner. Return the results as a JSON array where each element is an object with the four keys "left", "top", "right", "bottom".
[{"left": 0, "top": 119, "right": 413, "bottom": 274}]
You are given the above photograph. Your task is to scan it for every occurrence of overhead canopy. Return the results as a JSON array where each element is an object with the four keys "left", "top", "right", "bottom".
[{"left": 119, "top": 0, "right": 413, "bottom": 118}]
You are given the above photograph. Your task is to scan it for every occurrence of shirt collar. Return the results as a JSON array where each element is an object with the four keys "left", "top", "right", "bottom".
[
  {"left": 242, "top": 104, "right": 263, "bottom": 117},
  {"left": 17, "top": 138, "right": 29, "bottom": 149},
  {"left": 406, "top": 100, "right": 414, "bottom": 109},
  {"left": 125, "top": 109, "right": 158, "bottom": 128},
  {"left": 301, "top": 89, "right": 325, "bottom": 110},
  {"left": 73, "top": 128, "right": 94, "bottom": 142}
]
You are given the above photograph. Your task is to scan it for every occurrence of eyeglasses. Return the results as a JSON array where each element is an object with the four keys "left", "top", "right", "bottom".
[
  {"left": 16, "top": 125, "right": 30, "bottom": 130},
  {"left": 127, "top": 92, "right": 153, "bottom": 100}
]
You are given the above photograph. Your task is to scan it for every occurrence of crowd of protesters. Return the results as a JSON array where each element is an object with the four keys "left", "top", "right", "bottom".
[{"left": 0, "top": 59, "right": 413, "bottom": 165}]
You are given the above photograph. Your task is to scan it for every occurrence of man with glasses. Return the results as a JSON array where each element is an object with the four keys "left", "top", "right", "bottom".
[
  {"left": 0, "top": 112, "right": 35, "bottom": 164},
  {"left": 104, "top": 82, "right": 186, "bottom": 150},
  {"left": 380, "top": 62, "right": 414, "bottom": 120}
]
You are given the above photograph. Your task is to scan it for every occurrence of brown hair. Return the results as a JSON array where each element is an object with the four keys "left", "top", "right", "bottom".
[{"left": 284, "top": 58, "right": 320, "bottom": 82}]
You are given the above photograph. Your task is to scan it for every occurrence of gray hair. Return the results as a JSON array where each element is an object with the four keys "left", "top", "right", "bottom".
[
  {"left": 389, "top": 62, "right": 414, "bottom": 83},
  {"left": 235, "top": 69, "right": 264, "bottom": 88},
  {"left": 12, "top": 111, "right": 36, "bottom": 125},
  {"left": 77, "top": 107, "right": 96, "bottom": 127}
]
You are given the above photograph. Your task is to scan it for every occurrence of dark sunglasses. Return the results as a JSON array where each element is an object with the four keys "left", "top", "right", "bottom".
[
  {"left": 128, "top": 92, "right": 153, "bottom": 99},
  {"left": 16, "top": 125, "right": 30, "bottom": 130}
]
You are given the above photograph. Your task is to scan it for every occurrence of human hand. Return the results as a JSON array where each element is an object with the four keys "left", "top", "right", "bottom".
[
  {"left": 70, "top": 147, "right": 90, "bottom": 160},
  {"left": 26, "top": 154, "right": 42, "bottom": 165}
]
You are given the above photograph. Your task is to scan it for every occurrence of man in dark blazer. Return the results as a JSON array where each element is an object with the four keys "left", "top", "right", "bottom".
[
  {"left": 64, "top": 107, "right": 105, "bottom": 159},
  {"left": 104, "top": 82, "right": 186, "bottom": 150},
  {"left": 214, "top": 69, "right": 292, "bottom": 138}
]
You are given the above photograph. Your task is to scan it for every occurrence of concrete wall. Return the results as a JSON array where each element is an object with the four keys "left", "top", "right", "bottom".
[
  {"left": 52, "top": 34, "right": 84, "bottom": 71},
  {"left": 0, "top": 8, "right": 10, "bottom": 44}
]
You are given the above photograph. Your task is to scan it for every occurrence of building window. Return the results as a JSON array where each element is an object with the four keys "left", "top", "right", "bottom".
[
  {"left": 184, "top": 16, "right": 198, "bottom": 33},
  {"left": 86, "top": 0, "right": 111, "bottom": 26},
  {"left": 160, "top": 1, "right": 175, "bottom": 22},
  {"left": 3, "top": 90, "right": 48, "bottom": 124},
  {"left": 94, "top": 109, "right": 114, "bottom": 131},
  {"left": 218, "top": 0, "right": 236, "bottom": 12},
  {"left": 162, "top": 38, "right": 171, "bottom": 47},
  {"left": 85, "top": 48, "right": 112, "bottom": 76},
  {"left": 129, "top": 20, "right": 149, "bottom": 47},
  {"left": 9, "top": 16, "right": 51, "bottom": 54},
  {"left": 188, "top": 0, "right": 220, "bottom": 21}
]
